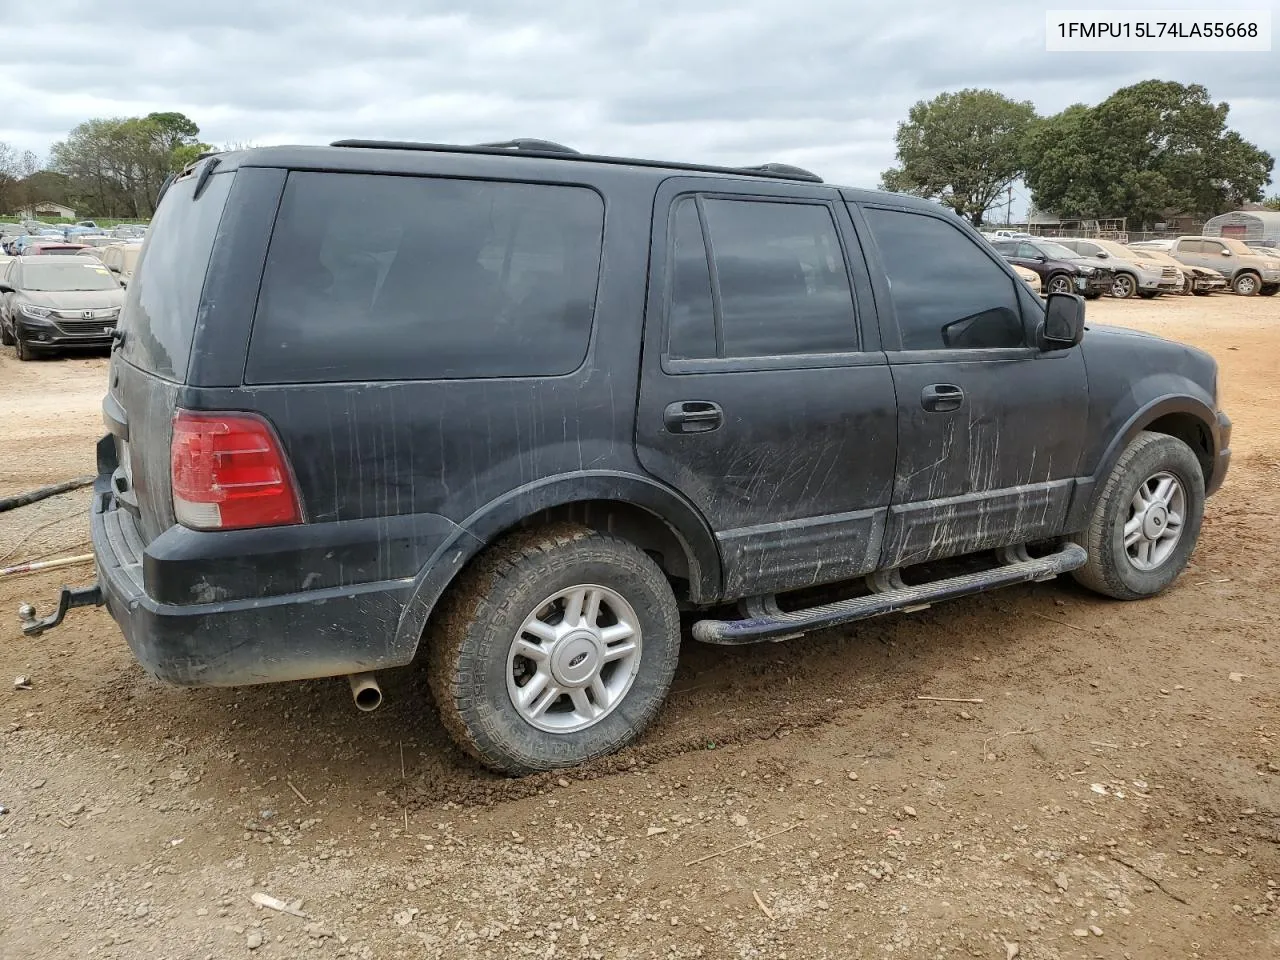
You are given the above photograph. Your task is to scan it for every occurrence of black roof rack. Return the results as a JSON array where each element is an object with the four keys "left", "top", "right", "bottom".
[
  {"left": 329, "top": 139, "right": 823, "bottom": 183},
  {"left": 474, "top": 138, "right": 580, "bottom": 155}
]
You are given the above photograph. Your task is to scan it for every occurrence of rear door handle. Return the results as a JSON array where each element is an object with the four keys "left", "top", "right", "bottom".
[
  {"left": 664, "top": 400, "right": 723, "bottom": 434},
  {"left": 921, "top": 383, "right": 964, "bottom": 413}
]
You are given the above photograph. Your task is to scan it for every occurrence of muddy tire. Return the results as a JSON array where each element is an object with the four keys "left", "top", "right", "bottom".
[
  {"left": 1072, "top": 432, "right": 1205, "bottom": 600},
  {"left": 1260, "top": 285, "right": 1279, "bottom": 297},
  {"left": 15, "top": 336, "right": 36, "bottom": 361},
  {"left": 429, "top": 523, "right": 681, "bottom": 775},
  {"left": 0, "top": 322, "right": 12, "bottom": 346},
  {"left": 1112, "top": 273, "right": 1137, "bottom": 299}
]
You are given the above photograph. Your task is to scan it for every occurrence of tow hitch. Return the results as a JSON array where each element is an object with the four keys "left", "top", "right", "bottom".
[{"left": 18, "top": 584, "right": 104, "bottom": 637}]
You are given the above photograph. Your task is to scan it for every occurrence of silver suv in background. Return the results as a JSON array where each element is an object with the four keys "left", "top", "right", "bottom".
[
  {"left": 1056, "top": 238, "right": 1184, "bottom": 299},
  {"left": 0, "top": 255, "right": 124, "bottom": 359}
]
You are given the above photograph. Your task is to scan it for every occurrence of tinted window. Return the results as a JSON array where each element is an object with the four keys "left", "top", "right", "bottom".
[
  {"left": 991, "top": 241, "right": 1016, "bottom": 255},
  {"left": 119, "top": 169, "right": 234, "bottom": 380},
  {"left": 1180, "top": 240, "right": 1203, "bottom": 253},
  {"left": 701, "top": 199, "right": 857, "bottom": 358},
  {"left": 247, "top": 173, "right": 604, "bottom": 383},
  {"left": 667, "top": 199, "right": 717, "bottom": 360},
  {"left": 865, "top": 208, "right": 1025, "bottom": 351},
  {"left": 1015, "top": 242, "right": 1043, "bottom": 259}
]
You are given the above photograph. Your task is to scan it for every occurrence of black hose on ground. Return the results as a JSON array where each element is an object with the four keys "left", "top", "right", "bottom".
[{"left": 0, "top": 477, "right": 95, "bottom": 514}]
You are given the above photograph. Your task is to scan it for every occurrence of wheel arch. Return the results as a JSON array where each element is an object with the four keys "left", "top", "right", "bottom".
[
  {"left": 1069, "top": 396, "right": 1218, "bottom": 534},
  {"left": 393, "top": 471, "right": 722, "bottom": 658}
]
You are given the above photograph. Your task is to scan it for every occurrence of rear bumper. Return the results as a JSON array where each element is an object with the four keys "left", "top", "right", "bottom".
[{"left": 90, "top": 474, "right": 466, "bottom": 686}]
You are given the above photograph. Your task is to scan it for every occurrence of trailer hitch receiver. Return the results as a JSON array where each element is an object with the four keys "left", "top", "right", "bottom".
[{"left": 18, "top": 584, "right": 104, "bottom": 637}]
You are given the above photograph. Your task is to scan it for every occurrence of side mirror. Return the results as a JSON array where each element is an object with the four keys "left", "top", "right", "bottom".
[
  {"left": 0, "top": 284, "right": 13, "bottom": 294},
  {"left": 1040, "top": 292, "right": 1085, "bottom": 350},
  {"left": 1095, "top": 250, "right": 1109, "bottom": 258},
  {"left": 1221, "top": 249, "right": 1232, "bottom": 257},
  {"left": 107, "top": 264, "right": 120, "bottom": 273}
]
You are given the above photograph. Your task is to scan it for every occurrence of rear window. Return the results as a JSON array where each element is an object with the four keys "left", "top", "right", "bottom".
[
  {"left": 118, "top": 169, "right": 234, "bottom": 380},
  {"left": 245, "top": 172, "right": 604, "bottom": 383}
]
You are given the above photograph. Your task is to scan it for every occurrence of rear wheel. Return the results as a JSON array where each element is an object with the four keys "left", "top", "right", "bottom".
[
  {"left": 1072, "top": 432, "right": 1205, "bottom": 600},
  {"left": 1233, "top": 272, "right": 1260, "bottom": 296},
  {"left": 429, "top": 524, "right": 681, "bottom": 775}
]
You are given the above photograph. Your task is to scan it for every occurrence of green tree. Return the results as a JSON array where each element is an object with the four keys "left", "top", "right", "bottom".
[
  {"left": 1023, "top": 81, "right": 1274, "bottom": 228},
  {"left": 879, "top": 89, "right": 1037, "bottom": 227},
  {"left": 50, "top": 112, "right": 210, "bottom": 217},
  {"left": 1261, "top": 194, "right": 1280, "bottom": 211},
  {"left": 0, "top": 142, "right": 41, "bottom": 215}
]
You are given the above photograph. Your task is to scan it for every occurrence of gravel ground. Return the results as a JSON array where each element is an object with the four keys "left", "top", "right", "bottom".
[{"left": 1, "top": 293, "right": 1278, "bottom": 960}]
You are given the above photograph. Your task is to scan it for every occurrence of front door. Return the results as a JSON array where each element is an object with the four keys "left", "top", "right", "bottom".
[
  {"left": 854, "top": 203, "right": 1089, "bottom": 569},
  {"left": 635, "top": 178, "right": 898, "bottom": 601}
]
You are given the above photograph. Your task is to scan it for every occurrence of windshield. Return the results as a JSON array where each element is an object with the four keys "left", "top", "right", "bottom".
[
  {"left": 1034, "top": 241, "right": 1081, "bottom": 260},
  {"left": 21, "top": 260, "right": 121, "bottom": 292}
]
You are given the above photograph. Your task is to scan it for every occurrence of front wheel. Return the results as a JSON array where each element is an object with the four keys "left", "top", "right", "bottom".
[
  {"left": 1233, "top": 272, "right": 1260, "bottom": 296},
  {"left": 429, "top": 524, "right": 681, "bottom": 775},
  {"left": 1072, "top": 432, "right": 1205, "bottom": 600},
  {"left": 1260, "top": 285, "right": 1279, "bottom": 297},
  {"left": 0, "top": 321, "right": 12, "bottom": 346},
  {"left": 15, "top": 336, "right": 36, "bottom": 361},
  {"left": 1046, "top": 273, "right": 1074, "bottom": 295},
  {"left": 1112, "top": 273, "right": 1137, "bottom": 299}
]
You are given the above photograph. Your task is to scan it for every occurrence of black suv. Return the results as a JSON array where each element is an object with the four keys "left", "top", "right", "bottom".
[{"left": 25, "top": 140, "right": 1230, "bottom": 774}]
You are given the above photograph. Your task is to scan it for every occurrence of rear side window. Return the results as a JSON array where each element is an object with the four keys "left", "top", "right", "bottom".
[
  {"left": 864, "top": 207, "right": 1025, "bottom": 351},
  {"left": 119, "top": 169, "right": 234, "bottom": 380},
  {"left": 246, "top": 173, "right": 605, "bottom": 383},
  {"left": 665, "top": 196, "right": 857, "bottom": 361}
]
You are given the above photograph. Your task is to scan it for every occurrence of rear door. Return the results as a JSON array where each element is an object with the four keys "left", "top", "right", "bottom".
[
  {"left": 106, "top": 162, "right": 238, "bottom": 542},
  {"left": 853, "top": 202, "right": 1089, "bottom": 568},
  {"left": 635, "top": 178, "right": 897, "bottom": 600}
]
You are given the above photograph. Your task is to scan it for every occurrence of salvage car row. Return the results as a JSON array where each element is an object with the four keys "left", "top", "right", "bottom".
[{"left": 987, "top": 232, "right": 1279, "bottom": 299}]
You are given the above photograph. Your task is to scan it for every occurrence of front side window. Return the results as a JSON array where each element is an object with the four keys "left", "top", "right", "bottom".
[
  {"left": 247, "top": 173, "right": 605, "bottom": 383},
  {"left": 665, "top": 196, "right": 857, "bottom": 360},
  {"left": 864, "top": 207, "right": 1026, "bottom": 351}
]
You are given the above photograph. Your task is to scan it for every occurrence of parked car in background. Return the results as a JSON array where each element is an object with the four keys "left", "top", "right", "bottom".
[
  {"left": 1125, "top": 246, "right": 1227, "bottom": 295},
  {"left": 23, "top": 242, "right": 90, "bottom": 256},
  {"left": 97, "top": 241, "right": 142, "bottom": 286},
  {"left": 1011, "top": 263, "right": 1042, "bottom": 294},
  {"left": 0, "top": 255, "right": 123, "bottom": 359},
  {"left": 989, "top": 238, "right": 1115, "bottom": 298},
  {"left": 111, "top": 224, "right": 147, "bottom": 239},
  {"left": 1162, "top": 237, "right": 1280, "bottom": 296},
  {"left": 1055, "top": 238, "right": 1183, "bottom": 299},
  {"left": 76, "top": 220, "right": 99, "bottom": 229},
  {"left": 73, "top": 235, "right": 120, "bottom": 249}
]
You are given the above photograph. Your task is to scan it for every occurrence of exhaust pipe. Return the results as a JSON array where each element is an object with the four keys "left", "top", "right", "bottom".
[{"left": 348, "top": 673, "right": 383, "bottom": 712}]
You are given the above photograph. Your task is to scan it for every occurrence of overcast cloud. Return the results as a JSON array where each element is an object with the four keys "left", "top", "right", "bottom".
[{"left": 2, "top": 0, "right": 1276, "bottom": 207}]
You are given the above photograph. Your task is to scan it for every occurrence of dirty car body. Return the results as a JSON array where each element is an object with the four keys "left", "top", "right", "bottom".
[{"left": 32, "top": 141, "right": 1231, "bottom": 773}]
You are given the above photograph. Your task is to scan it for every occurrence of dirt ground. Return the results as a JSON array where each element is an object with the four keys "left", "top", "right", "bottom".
[{"left": 1, "top": 295, "right": 1277, "bottom": 960}]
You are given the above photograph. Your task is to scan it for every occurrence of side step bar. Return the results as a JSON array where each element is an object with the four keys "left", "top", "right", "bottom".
[{"left": 692, "top": 542, "right": 1087, "bottom": 645}]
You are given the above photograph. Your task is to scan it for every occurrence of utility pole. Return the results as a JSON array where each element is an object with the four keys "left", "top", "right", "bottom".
[{"left": 1005, "top": 185, "right": 1014, "bottom": 226}]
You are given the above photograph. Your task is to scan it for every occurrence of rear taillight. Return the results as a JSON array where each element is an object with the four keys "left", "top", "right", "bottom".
[{"left": 170, "top": 410, "right": 302, "bottom": 531}]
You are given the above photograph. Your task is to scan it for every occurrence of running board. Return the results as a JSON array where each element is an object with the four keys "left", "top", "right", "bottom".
[{"left": 691, "top": 542, "right": 1087, "bottom": 645}]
